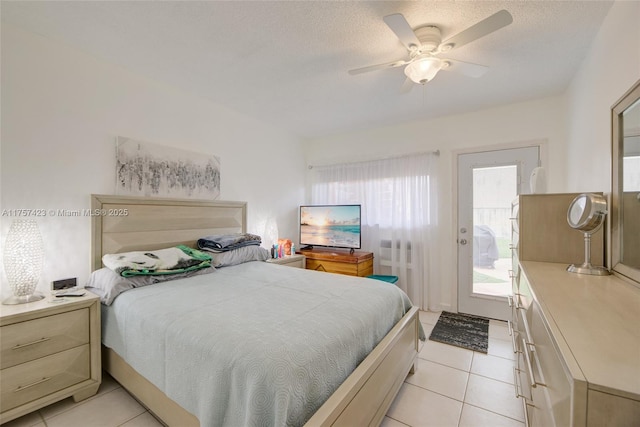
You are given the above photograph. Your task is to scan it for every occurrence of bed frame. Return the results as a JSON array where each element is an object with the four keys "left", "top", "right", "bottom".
[{"left": 91, "top": 194, "right": 420, "bottom": 427}]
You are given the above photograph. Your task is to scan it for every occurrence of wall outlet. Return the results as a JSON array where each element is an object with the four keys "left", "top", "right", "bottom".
[{"left": 52, "top": 277, "right": 77, "bottom": 290}]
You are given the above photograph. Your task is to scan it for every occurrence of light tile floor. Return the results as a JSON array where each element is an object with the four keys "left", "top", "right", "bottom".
[
  {"left": 383, "top": 311, "right": 525, "bottom": 427},
  {"left": 2, "top": 311, "right": 524, "bottom": 427}
]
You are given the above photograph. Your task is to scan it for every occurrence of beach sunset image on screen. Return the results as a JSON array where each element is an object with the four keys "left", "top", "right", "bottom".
[{"left": 300, "top": 205, "right": 361, "bottom": 249}]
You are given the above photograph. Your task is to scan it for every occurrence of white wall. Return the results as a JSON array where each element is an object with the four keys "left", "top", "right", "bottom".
[
  {"left": 0, "top": 25, "right": 306, "bottom": 298},
  {"left": 304, "top": 96, "right": 567, "bottom": 311},
  {"left": 565, "top": 0, "right": 640, "bottom": 192}
]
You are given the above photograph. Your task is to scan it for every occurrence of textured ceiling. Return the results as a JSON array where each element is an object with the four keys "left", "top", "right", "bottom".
[{"left": 1, "top": 1, "right": 614, "bottom": 139}]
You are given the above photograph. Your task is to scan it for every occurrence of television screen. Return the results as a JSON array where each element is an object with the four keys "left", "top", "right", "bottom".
[{"left": 299, "top": 205, "right": 361, "bottom": 250}]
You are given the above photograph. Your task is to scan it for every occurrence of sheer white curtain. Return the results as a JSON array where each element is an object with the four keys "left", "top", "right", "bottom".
[{"left": 309, "top": 152, "right": 439, "bottom": 310}]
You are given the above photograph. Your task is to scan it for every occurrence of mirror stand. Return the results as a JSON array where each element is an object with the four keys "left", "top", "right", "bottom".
[
  {"left": 566, "top": 193, "right": 610, "bottom": 276},
  {"left": 567, "top": 231, "right": 610, "bottom": 275}
]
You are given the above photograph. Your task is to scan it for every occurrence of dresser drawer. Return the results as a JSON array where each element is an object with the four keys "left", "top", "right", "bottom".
[
  {"left": 529, "top": 302, "right": 573, "bottom": 426},
  {"left": 1, "top": 308, "right": 89, "bottom": 369},
  {"left": 1, "top": 344, "right": 90, "bottom": 412}
]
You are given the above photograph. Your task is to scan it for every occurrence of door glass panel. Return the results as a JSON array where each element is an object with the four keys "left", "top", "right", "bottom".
[{"left": 472, "top": 165, "right": 517, "bottom": 297}]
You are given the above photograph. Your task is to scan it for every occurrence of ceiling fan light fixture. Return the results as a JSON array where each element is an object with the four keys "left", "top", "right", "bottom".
[{"left": 404, "top": 56, "right": 443, "bottom": 84}]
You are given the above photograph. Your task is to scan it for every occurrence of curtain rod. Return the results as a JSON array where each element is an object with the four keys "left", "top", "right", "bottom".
[{"left": 307, "top": 149, "right": 440, "bottom": 170}]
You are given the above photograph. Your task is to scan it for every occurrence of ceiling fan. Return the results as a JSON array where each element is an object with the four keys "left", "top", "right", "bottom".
[{"left": 349, "top": 10, "right": 513, "bottom": 89}]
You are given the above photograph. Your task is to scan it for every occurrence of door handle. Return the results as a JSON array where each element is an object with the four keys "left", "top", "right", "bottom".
[{"left": 459, "top": 239, "right": 468, "bottom": 245}]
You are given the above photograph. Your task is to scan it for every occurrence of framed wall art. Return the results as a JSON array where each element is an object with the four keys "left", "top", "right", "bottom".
[{"left": 115, "top": 137, "right": 220, "bottom": 199}]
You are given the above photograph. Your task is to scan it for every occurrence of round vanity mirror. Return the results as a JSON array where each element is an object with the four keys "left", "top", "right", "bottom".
[
  {"left": 567, "top": 193, "right": 610, "bottom": 275},
  {"left": 567, "top": 193, "right": 607, "bottom": 231}
]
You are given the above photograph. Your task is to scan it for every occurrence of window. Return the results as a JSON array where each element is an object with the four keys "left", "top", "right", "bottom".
[{"left": 308, "top": 152, "right": 439, "bottom": 309}]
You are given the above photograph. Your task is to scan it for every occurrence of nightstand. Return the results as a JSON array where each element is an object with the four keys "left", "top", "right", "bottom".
[
  {"left": 0, "top": 291, "right": 101, "bottom": 424},
  {"left": 266, "top": 254, "right": 306, "bottom": 269}
]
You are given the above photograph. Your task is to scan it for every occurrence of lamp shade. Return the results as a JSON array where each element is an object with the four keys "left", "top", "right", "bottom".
[
  {"left": 3, "top": 219, "right": 45, "bottom": 304},
  {"left": 404, "top": 56, "right": 444, "bottom": 84}
]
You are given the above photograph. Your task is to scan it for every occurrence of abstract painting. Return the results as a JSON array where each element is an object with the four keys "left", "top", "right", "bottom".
[{"left": 115, "top": 137, "right": 220, "bottom": 199}]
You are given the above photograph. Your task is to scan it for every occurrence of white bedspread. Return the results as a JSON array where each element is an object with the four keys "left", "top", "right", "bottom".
[{"left": 102, "top": 261, "right": 419, "bottom": 426}]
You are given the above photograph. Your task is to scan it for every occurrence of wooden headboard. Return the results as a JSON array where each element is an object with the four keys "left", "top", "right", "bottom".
[{"left": 91, "top": 194, "right": 246, "bottom": 271}]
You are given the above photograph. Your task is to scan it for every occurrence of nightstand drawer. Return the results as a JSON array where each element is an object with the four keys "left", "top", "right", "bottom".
[
  {"left": 1, "top": 308, "right": 89, "bottom": 369},
  {"left": 1, "top": 344, "right": 90, "bottom": 411},
  {"left": 266, "top": 254, "right": 306, "bottom": 268}
]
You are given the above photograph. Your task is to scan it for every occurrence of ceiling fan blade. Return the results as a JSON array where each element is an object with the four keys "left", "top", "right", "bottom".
[
  {"left": 383, "top": 13, "right": 421, "bottom": 50},
  {"left": 400, "top": 77, "right": 414, "bottom": 93},
  {"left": 442, "top": 59, "right": 489, "bottom": 78},
  {"left": 348, "top": 59, "right": 409, "bottom": 75},
  {"left": 441, "top": 9, "right": 513, "bottom": 50}
]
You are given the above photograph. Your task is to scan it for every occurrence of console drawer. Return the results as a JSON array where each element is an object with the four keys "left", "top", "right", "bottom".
[{"left": 305, "top": 258, "right": 373, "bottom": 276}]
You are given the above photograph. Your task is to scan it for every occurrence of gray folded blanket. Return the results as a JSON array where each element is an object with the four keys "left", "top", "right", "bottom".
[{"left": 197, "top": 233, "right": 262, "bottom": 252}]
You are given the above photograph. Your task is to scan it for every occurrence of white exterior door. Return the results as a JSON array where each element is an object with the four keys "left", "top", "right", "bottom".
[{"left": 457, "top": 146, "right": 539, "bottom": 320}]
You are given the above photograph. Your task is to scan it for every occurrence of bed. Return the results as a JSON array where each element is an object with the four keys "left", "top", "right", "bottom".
[{"left": 90, "top": 194, "right": 422, "bottom": 427}]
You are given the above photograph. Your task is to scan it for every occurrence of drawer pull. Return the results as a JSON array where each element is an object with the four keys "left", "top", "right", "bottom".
[
  {"left": 522, "top": 339, "right": 537, "bottom": 388},
  {"left": 515, "top": 367, "right": 535, "bottom": 427},
  {"left": 513, "top": 367, "right": 533, "bottom": 400},
  {"left": 12, "top": 337, "right": 51, "bottom": 350},
  {"left": 14, "top": 376, "right": 51, "bottom": 392},
  {"left": 507, "top": 320, "right": 513, "bottom": 337},
  {"left": 509, "top": 323, "right": 519, "bottom": 354},
  {"left": 522, "top": 339, "right": 547, "bottom": 388},
  {"left": 522, "top": 395, "right": 533, "bottom": 427},
  {"left": 510, "top": 293, "right": 524, "bottom": 310},
  {"left": 512, "top": 367, "right": 523, "bottom": 398},
  {"left": 508, "top": 269, "right": 515, "bottom": 279}
]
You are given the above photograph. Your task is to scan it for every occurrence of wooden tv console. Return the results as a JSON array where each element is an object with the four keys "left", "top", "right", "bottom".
[{"left": 299, "top": 248, "right": 373, "bottom": 277}]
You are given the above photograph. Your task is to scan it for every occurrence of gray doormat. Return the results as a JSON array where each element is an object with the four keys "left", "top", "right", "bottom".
[{"left": 428, "top": 311, "right": 490, "bottom": 353}]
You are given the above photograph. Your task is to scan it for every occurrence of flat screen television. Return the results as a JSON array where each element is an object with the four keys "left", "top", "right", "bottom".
[{"left": 299, "top": 204, "right": 362, "bottom": 250}]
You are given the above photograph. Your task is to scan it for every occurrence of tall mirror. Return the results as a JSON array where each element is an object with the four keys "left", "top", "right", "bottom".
[{"left": 611, "top": 80, "right": 640, "bottom": 287}]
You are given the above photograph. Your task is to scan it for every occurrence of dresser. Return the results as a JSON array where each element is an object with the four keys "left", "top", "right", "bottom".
[
  {"left": 0, "top": 292, "right": 101, "bottom": 424},
  {"left": 510, "top": 194, "right": 640, "bottom": 426},
  {"left": 299, "top": 248, "right": 373, "bottom": 277},
  {"left": 512, "top": 262, "right": 640, "bottom": 426}
]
